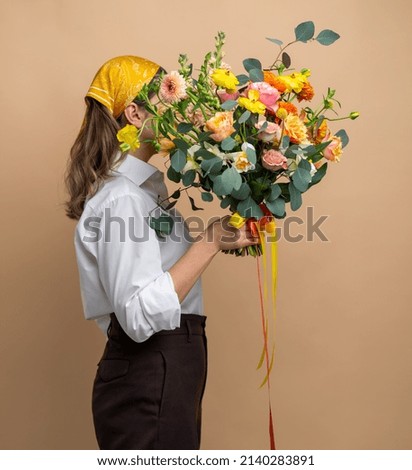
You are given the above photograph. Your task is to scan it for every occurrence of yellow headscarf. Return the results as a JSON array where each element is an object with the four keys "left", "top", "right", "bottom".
[{"left": 85, "top": 55, "right": 160, "bottom": 118}]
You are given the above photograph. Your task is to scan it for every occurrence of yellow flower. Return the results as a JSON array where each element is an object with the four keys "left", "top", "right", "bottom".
[
  {"left": 158, "top": 138, "right": 175, "bottom": 158},
  {"left": 117, "top": 124, "right": 140, "bottom": 152},
  {"left": 275, "top": 71, "right": 310, "bottom": 94},
  {"left": 284, "top": 114, "right": 309, "bottom": 144},
  {"left": 211, "top": 69, "right": 239, "bottom": 92},
  {"left": 229, "top": 212, "right": 246, "bottom": 229},
  {"left": 238, "top": 89, "right": 266, "bottom": 115}
]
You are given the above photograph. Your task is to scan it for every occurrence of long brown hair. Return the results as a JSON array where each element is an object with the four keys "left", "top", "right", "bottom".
[{"left": 64, "top": 97, "right": 127, "bottom": 220}]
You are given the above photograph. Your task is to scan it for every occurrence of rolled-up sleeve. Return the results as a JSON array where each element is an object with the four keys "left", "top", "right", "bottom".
[{"left": 95, "top": 193, "right": 181, "bottom": 342}]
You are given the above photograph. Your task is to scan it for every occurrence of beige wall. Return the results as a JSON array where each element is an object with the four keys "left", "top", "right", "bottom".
[{"left": 1, "top": 0, "right": 411, "bottom": 450}]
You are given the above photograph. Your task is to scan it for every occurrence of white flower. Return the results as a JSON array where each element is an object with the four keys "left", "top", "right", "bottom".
[{"left": 182, "top": 145, "right": 202, "bottom": 174}]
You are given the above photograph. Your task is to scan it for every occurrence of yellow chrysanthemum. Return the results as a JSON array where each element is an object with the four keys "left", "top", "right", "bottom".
[
  {"left": 116, "top": 124, "right": 140, "bottom": 152},
  {"left": 238, "top": 89, "right": 266, "bottom": 115},
  {"left": 211, "top": 69, "right": 239, "bottom": 91}
]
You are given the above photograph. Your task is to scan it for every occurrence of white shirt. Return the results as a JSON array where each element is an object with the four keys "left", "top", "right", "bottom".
[{"left": 74, "top": 153, "right": 204, "bottom": 343}]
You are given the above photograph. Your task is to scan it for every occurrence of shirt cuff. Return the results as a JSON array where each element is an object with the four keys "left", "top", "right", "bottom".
[{"left": 138, "top": 271, "right": 181, "bottom": 333}]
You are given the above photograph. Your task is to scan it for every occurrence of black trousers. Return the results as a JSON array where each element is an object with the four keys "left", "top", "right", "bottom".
[{"left": 92, "top": 313, "right": 208, "bottom": 450}]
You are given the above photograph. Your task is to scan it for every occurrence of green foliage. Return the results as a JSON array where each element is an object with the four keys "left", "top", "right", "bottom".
[
  {"left": 289, "top": 182, "right": 303, "bottom": 211},
  {"left": 171, "top": 149, "right": 187, "bottom": 172},
  {"left": 237, "top": 196, "right": 264, "bottom": 219},
  {"left": 182, "top": 170, "right": 196, "bottom": 186},
  {"left": 221, "top": 100, "right": 238, "bottom": 111},
  {"left": 221, "top": 137, "right": 237, "bottom": 151},
  {"left": 266, "top": 37, "right": 283, "bottom": 46},
  {"left": 149, "top": 214, "right": 174, "bottom": 236},
  {"left": 265, "top": 197, "right": 286, "bottom": 217},
  {"left": 316, "top": 29, "right": 340, "bottom": 46},
  {"left": 232, "top": 182, "right": 251, "bottom": 200},
  {"left": 295, "top": 21, "right": 315, "bottom": 42},
  {"left": 201, "top": 192, "right": 213, "bottom": 202},
  {"left": 336, "top": 129, "right": 349, "bottom": 148},
  {"left": 243, "top": 58, "right": 262, "bottom": 72},
  {"left": 310, "top": 162, "right": 328, "bottom": 186}
]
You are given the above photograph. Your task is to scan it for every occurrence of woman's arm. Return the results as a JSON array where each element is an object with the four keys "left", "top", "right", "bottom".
[{"left": 168, "top": 215, "right": 259, "bottom": 303}]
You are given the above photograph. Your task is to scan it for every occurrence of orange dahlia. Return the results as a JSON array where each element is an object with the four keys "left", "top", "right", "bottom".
[
  {"left": 277, "top": 101, "right": 298, "bottom": 115},
  {"left": 297, "top": 81, "right": 315, "bottom": 102},
  {"left": 263, "top": 71, "right": 287, "bottom": 93}
]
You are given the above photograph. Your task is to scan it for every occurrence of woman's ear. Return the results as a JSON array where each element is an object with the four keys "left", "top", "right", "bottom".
[{"left": 123, "top": 103, "right": 146, "bottom": 128}]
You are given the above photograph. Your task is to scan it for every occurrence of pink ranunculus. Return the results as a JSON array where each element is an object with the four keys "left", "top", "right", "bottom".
[
  {"left": 261, "top": 149, "right": 288, "bottom": 172},
  {"left": 255, "top": 119, "right": 282, "bottom": 143},
  {"left": 217, "top": 88, "right": 240, "bottom": 103},
  {"left": 247, "top": 82, "right": 281, "bottom": 113}
]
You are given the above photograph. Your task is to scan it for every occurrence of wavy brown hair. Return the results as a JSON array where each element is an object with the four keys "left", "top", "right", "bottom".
[{"left": 64, "top": 97, "right": 127, "bottom": 220}]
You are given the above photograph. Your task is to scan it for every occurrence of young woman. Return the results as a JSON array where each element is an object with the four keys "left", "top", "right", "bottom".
[{"left": 65, "top": 55, "right": 260, "bottom": 450}]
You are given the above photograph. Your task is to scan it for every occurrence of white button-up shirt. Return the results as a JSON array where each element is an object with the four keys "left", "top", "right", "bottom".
[{"left": 74, "top": 153, "right": 204, "bottom": 343}]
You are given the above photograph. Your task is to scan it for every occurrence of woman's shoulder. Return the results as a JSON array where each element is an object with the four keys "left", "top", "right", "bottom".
[{"left": 84, "top": 175, "right": 147, "bottom": 216}]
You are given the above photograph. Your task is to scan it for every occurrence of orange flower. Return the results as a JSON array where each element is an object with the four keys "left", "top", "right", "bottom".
[
  {"left": 158, "top": 138, "right": 175, "bottom": 157},
  {"left": 284, "top": 114, "right": 309, "bottom": 144},
  {"left": 314, "top": 120, "right": 330, "bottom": 143},
  {"left": 205, "top": 111, "right": 235, "bottom": 142},
  {"left": 263, "top": 71, "right": 287, "bottom": 93},
  {"left": 297, "top": 81, "right": 315, "bottom": 102},
  {"left": 277, "top": 101, "right": 298, "bottom": 115}
]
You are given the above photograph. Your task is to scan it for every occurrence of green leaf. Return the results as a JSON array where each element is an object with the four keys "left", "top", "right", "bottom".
[
  {"left": 282, "top": 52, "right": 291, "bottom": 68},
  {"left": 201, "top": 192, "right": 213, "bottom": 202},
  {"left": 237, "top": 196, "right": 264, "bottom": 219},
  {"left": 265, "top": 197, "right": 286, "bottom": 217},
  {"left": 245, "top": 145, "right": 257, "bottom": 165},
  {"left": 266, "top": 183, "right": 282, "bottom": 202},
  {"left": 170, "top": 149, "right": 187, "bottom": 172},
  {"left": 238, "top": 110, "right": 251, "bottom": 124},
  {"left": 176, "top": 122, "right": 193, "bottom": 133},
  {"left": 266, "top": 37, "right": 283, "bottom": 46},
  {"left": 221, "top": 137, "right": 237, "bottom": 151},
  {"left": 171, "top": 189, "right": 181, "bottom": 199},
  {"left": 292, "top": 167, "right": 312, "bottom": 192},
  {"left": 236, "top": 74, "right": 250, "bottom": 86},
  {"left": 243, "top": 58, "right": 262, "bottom": 72},
  {"left": 298, "top": 158, "right": 312, "bottom": 172},
  {"left": 195, "top": 148, "right": 218, "bottom": 160},
  {"left": 173, "top": 138, "right": 189, "bottom": 152},
  {"left": 149, "top": 214, "right": 174, "bottom": 235},
  {"left": 188, "top": 195, "right": 203, "bottom": 211},
  {"left": 336, "top": 129, "right": 349, "bottom": 148},
  {"left": 223, "top": 166, "right": 242, "bottom": 191},
  {"left": 310, "top": 162, "right": 328, "bottom": 186},
  {"left": 316, "top": 29, "right": 340, "bottom": 46},
  {"left": 249, "top": 68, "right": 264, "bottom": 82},
  {"left": 221, "top": 100, "right": 238, "bottom": 111},
  {"left": 220, "top": 197, "right": 232, "bottom": 209},
  {"left": 295, "top": 21, "right": 315, "bottom": 42},
  {"left": 289, "top": 182, "right": 302, "bottom": 211},
  {"left": 231, "top": 182, "right": 251, "bottom": 200},
  {"left": 182, "top": 169, "right": 196, "bottom": 186},
  {"left": 167, "top": 164, "right": 181, "bottom": 183},
  {"left": 213, "top": 174, "right": 230, "bottom": 196},
  {"left": 200, "top": 157, "right": 223, "bottom": 175}
]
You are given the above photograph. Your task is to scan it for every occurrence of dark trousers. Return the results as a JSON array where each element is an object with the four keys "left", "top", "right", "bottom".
[{"left": 92, "top": 313, "right": 208, "bottom": 450}]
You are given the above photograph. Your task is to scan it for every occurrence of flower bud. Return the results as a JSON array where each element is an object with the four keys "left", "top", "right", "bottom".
[
  {"left": 349, "top": 111, "right": 360, "bottom": 120},
  {"left": 276, "top": 108, "right": 288, "bottom": 120},
  {"left": 324, "top": 99, "right": 334, "bottom": 109}
]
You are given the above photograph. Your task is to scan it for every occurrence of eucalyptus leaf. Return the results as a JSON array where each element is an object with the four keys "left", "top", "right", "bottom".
[
  {"left": 232, "top": 182, "right": 251, "bottom": 200},
  {"left": 239, "top": 110, "right": 251, "bottom": 124},
  {"left": 171, "top": 149, "right": 187, "bottom": 172},
  {"left": 237, "top": 196, "right": 264, "bottom": 219},
  {"left": 316, "top": 29, "right": 340, "bottom": 45},
  {"left": 167, "top": 164, "right": 181, "bottom": 183},
  {"left": 213, "top": 174, "right": 230, "bottom": 196},
  {"left": 336, "top": 129, "right": 349, "bottom": 148},
  {"left": 201, "top": 192, "right": 213, "bottom": 202},
  {"left": 282, "top": 52, "right": 291, "bottom": 68},
  {"left": 171, "top": 189, "right": 181, "bottom": 199},
  {"left": 310, "top": 162, "right": 328, "bottom": 185},
  {"left": 265, "top": 197, "right": 286, "bottom": 217},
  {"left": 289, "top": 182, "right": 303, "bottom": 211},
  {"left": 245, "top": 145, "right": 257, "bottom": 165},
  {"left": 173, "top": 138, "right": 189, "bottom": 152},
  {"left": 221, "top": 137, "right": 237, "bottom": 151},
  {"left": 200, "top": 157, "right": 223, "bottom": 175},
  {"left": 236, "top": 74, "right": 250, "bottom": 86},
  {"left": 223, "top": 166, "right": 242, "bottom": 191},
  {"left": 220, "top": 197, "right": 232, "bottom": 209},
  {"left": 149, "top": 214, "right": 174, "bottom": 235},
  {"left": 266, "top": 183, "right": 282, "bottom": 202},
  {"left": 221, "top": 100, "right": 238, "bottom": 111},
  {"left": 295, "top": 21, "right": 315, "bottom": 42},
  {"left": 176, "top": 122, "right": 193, "bottom": 133},
  {"left": 292, "top": 167, "right": 312, "bottom": 192},
  {"left": 182, "top": 169, "right": 196, "bottom": 186},
  {"left": 249, "top": 68, "right": 264, "bottom": 82},
  {"left": 243, "top": 58, "right": 262, "bottom": 72},
  {"left": 266, "top": 37, "right": 283, "bottom": 46}
]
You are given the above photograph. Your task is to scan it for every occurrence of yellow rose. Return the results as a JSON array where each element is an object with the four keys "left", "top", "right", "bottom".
[
  {"left": 205, "top": 112, "right": 235, "bottom": 142},
  {"left": 116, "top": 124, "right": 140, "bottom": 152},
  {"left": 211, "top": 69, "right": 239, "bottom": 91},
  {"left": 284, "top": 114, "right": 308, "bottom": 144}
]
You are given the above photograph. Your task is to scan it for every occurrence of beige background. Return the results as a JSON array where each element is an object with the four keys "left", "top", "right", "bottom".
[{"left": 1, "top": 0, "right": 411, "bottom": 450}]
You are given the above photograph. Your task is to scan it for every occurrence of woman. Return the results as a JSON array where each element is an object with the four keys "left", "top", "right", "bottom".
[{"left": 65, "top": 55, "right": 260, "bottom": 450}]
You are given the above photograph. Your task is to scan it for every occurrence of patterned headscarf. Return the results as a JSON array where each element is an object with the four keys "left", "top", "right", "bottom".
[{"left": 85, "top": 56, "right": 160, "bottom": 118}]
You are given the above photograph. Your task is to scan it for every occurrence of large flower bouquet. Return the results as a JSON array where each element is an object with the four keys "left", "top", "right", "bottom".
[
  {"left": 118, "top": 21, "right": 358, "bottom": 257},
  {"left": 117, "top": 22, "right": 358, "bottom": 449}
]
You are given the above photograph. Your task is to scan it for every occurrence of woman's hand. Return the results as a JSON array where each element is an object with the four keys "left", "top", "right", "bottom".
[{"left": 202, "top": 215, "right": 261, "bottom": 253}]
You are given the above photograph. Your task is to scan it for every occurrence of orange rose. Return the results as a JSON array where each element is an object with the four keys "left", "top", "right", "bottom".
[{"left": 205, "top": 111, "right": 235, "bottom": 142}]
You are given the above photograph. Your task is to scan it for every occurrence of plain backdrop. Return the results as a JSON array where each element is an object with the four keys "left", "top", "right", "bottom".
[{"left": 1, "top": 0, "right": 411, "bottom": 450}]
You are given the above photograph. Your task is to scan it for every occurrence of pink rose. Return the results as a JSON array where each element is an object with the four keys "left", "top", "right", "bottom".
[
  {"left": 255, "top": 119, "right": 281, "bottom": 143},
  {"left": 261, "top": 149, "right": 288, "bottom": 171},
  {"left": 217, "top": 88, "right": 240, "bottom": 103},
  {"left": 247, "top": 82, "right": 280, "bottom": 113}
]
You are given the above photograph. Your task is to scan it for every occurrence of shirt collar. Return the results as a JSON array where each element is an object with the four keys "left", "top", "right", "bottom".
[{"left": 110, "top": 152, "right": 163, "bottom": 187}]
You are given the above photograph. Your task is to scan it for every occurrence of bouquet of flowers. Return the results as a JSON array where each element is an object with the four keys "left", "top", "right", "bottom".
[
  {"left": 117, "top": 21, "right": 358, "bottom": 257},
  {"left": 117, "top": 21, "right": 358, "bottom": 449}
]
